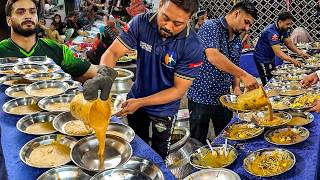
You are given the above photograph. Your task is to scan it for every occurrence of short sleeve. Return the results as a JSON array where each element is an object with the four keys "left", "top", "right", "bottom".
[
  {"left": 61, "top": 45, "right": 91, "bottom": 77},
  {"left": 118, "top": 14, "right": 141, "bottom": 50},
  {"left": 174, "top": 36, "right": 204, "bottom": 80},
  {"left": 268, "top": 30, "right": 281, "bottom": 46},
  {"left": 197, "top": 20, "right": 220, "bottom": 50}
]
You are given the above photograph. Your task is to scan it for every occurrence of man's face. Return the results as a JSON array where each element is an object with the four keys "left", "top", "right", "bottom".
[
  {"left": 279, "top": 19, "right": 293, "bottom": 32},
  {"left": 7, "top": 0, "right": 38, "bottom": 37},
  {"left": 157, "top": 1, "right": 191, "bottom": 38},
  {"left": 233, "top": 10, "right": 254, "bottom": 34}
]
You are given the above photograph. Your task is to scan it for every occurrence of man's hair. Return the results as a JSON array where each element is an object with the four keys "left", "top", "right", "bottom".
[
  {"left": 162, "top": 0, "right": 200, "bottom": 15},
  {"left": 277, "top": 11, "right": 294, "bottom": 22},
  {"left": 230, "top": 0, "right": 258, "bottom": 19},
  {"left": 5, "top": 0, "right": 37, "bottom": 16}
]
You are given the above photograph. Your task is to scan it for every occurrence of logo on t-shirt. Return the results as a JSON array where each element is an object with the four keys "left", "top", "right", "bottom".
[
  {"left": 188, "top": 60, "right": 203, "bottom": 68},
  {"left": 271, "top": 34, "right": 279, "bottom": 41},
  {"left": 163, "top": 51, "right": 177, "bottom": 69}
]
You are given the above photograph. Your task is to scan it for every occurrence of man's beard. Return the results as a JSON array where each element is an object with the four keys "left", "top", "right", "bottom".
[
  {"left": 11, "top": 21, "right": 36, "bottom": 37},
  {"left": 159, "top": 27, "right": 173, "bottom": 38}
]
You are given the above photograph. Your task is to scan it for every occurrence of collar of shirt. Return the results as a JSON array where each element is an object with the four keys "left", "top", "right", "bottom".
[
  {"left": 219, "top": 17, "right": 236, "bottom": 42},
  {"left": 149, "top": 12, "right": 190, "bottom": 40}
]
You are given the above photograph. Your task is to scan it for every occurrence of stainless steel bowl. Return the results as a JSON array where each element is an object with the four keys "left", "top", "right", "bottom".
[
  {"left": 53, "top": 112, "right": 93, "bottom": 137},
  {"left": 25, "top": 56, "right": 53, "bottom": 65},
  {"left": 264, "top": 126, "right": 309, "bottom": 145},
  {"left": 279, "top": 86, "right": 305, "bottom": 96},
  {"left": 287, "top": 110, "right": 314, "bottom": 126},
  {"left": 16, "top": 112, "right": 57, "bottom": 135},
  {"left": 2, "top": 97, "right": 41, "bottom": 115},
  {"left": 5, "top": 84, "right": 30, "bottom": 98},
  {"left": 183, "top": 168, "right": 241, "bottom": 180},
  {"left": 38, "top": 94, "right": 74, "bottom": 112},
  {"left": 219, "top": 94, "right": 250, "bottom": 113},
  {"left": 107, "top": 122, "right": 135, "bottom": 142},
  {"left": 243, "top": 148, "right": 296, "bottom": 177},
  {"left": 0, "top": 65, "right": 16, "bottom": 75},
  {"left": 189, "top": 144, "right": 238, "bottom": 169},
  {"left": 237, "top": 112, "right": 254, "bottom": 122},
  {"left": 63, "top": 80, "right": 82, "bottom": 90},
  {"left": 13, "top": 64, "right": 48, "bottom": 74},
  {"left": 20, "top": 134, "right": 77, "bottom": 168},
  {"left": 24, "top": 73, "right": 61, "bottom": 82},
  {"left": 111, "top": 68, "right": 134, "bottom": 95},
  {"left": 71, "top": 134, "right": 132, "bottom": 172},
  {"left": 269, "top": 96, "right": 290, "bottom": 111},
  {"left": 91, "top": 156, "right": 164, "bottom": 180},
  {"left": 25, "top": 80, "right": 69, "bottom": 98},
  {"left": 56, "top": 73, "right": 72, "bottom": 81},
  {"left": 0, "top": 57, "right": 21, "bottom": 66},
  {"left": 46, "top": 63, "right": 61, "bottom": 73},
  {"left": 37, "top": 165, "right": 91, "bottom": 180},
  {"left": 110, "top": 94, "right": 125, "bottom": 116},
  {"left": 0, "top": 75, "right": 31, "bottom": 86}
]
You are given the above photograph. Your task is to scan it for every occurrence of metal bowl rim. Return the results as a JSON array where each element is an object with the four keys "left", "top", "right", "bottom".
[{"left": 263, "top": 126, "right": 310, "bottom": 146}]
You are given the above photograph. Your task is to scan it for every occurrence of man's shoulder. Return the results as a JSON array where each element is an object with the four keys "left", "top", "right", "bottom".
[
  {"left": 0, "top": 39, "right": 10, "bottom": 48},
  {"left": 39, "top": 38, "right": 62, "bottom": 48}
]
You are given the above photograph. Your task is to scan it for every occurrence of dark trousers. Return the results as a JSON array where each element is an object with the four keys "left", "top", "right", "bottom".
[
  {"left": 254, "top": 58, "right": 275, "bottom": 85},
  {"left": 127, "top": 110, "right": 177, "bottom": 160},
  {"left": 188, "top": 100, "right": 233, "bottom": 145}
]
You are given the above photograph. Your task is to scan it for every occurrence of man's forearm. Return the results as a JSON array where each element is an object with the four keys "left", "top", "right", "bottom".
[
  {"left": 139, "top": 87, "right": 187, "bottom": 107},
  {"left": 285, "top": 39, "right": 303, "bottom": 55},
  {"left": 275, "top": 50, "right": 294, "bottom": 62},
  {"left": 100, "top": 49, "right": 118, "bottom": 68}
]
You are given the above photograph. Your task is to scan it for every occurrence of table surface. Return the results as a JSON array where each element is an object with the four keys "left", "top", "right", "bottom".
[
  {"left": 0, "top": 85, "right": 175, "bottom": 180},
  {"left": 212, "top": 113, "right": 320, "bottom": 180}
]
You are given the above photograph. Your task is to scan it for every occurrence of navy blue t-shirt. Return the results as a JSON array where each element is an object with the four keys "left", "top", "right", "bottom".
[
  {"left": 118, "top": 12, "right": 204, "bottom": 117},
  {"left": 254, "top": 23, "right": 289, "bottom": 63}
]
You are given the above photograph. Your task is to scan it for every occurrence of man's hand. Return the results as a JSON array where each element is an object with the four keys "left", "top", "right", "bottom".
[
  {"left": 117, "top": 98, "right": 144, "bottom": 116},
  {"left": 309, "top": 100, "right": 320, "bottom": 113},
  {"left": 291, "top": 59, "right": 302, "bottom": 67},
  {"left": 299, "top": 51, "right": 310, "bottom": 59},
  {"left": 239, "top": 73, "right": 259, "bottom": 90},
  {"left": 301, "top": 72, "right": 319, "bottom": 88},
  {"left": 233, "top": 86, "right": 243, "bottom": 96},
  {"left": 83, "top": 66, "right": 117, "bottom": 100}
]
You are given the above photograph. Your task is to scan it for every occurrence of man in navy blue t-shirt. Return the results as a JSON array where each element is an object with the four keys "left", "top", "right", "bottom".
[
  {"left": 99, "top": 0, "right": 203, "bottom": 159},
  {"left": 187, "top": 1, "right": 258, "bottom": 144},
  {"left": 254, "top": 11, "right": 310, "bottom": 85}
]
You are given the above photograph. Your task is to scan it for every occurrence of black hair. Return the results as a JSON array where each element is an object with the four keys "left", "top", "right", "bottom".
[
  {"left": 53, "top": 14, "right": 62, "bottom": 21},
  {"left": 230, "top": 0, "right": 258, "bottom": 19},
  {"left": 162, "top": 0, "right": 200, "bottom": 14},
  {"left": 277, "top": 11, "right": 294, "bottom": 22},
  {"left": 196, "top": 10, "right": 206, "bottom": 18},
  {"left": 5, "top": 0, "right": 37, "bottom": 16}
]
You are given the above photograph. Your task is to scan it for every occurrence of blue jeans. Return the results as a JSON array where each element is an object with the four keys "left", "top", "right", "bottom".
[{"left": 188, "top": 100, "right": 233, "bottom": 144}]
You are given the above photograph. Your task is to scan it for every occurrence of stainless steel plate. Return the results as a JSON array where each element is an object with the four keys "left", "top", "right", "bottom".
[
  {"left": 107, "top": 122, "right": 135, "bottom": 142},
  {"left": 46, "top": 63, "right": 61, "bottom": 73},
  {"left": 2, "top": 97, "right": 41, "bottom": 115},
  {"left": 5, "top": 84, "right": 30, "bottom": 98},
  {"left": 264, "top": 126, "right": 309, "bottom": 145},
  {"left": 286, "top": 110, "right": 314, "bottom": 126},
  {"left": 189, "top": 144, "right": 238, "bottom": 169},
  {"left": 63, "top": 80, "right": 82, "bottom": 90},
  {"left": 252, "top": 111, "right": 292, "bottom": 127},
  {"left": 38, "top": 94, "right": 74, "bottom": 112},
  {"left": 53, "top": 112, "right": 93, "bottom": 137},
  {"left": 0, "top": 65, "right": 16, "bottom": 75},
  {"left": 25, "top": 56, "right": 53, "bottom": 65},
  {"left": 111, "top": 94, "right": 125, "bottom": 116},
  {"left": 91, "top": 156, "right": 164, "bottom": 180},
  {"left": 13, "top": 64, "right": 48, "bottom": 74},
  {"left": 183, "top": 168, "right": 241, "bottom": 180},
  {"left": 64, "top": 88, "right": 82, "bottom": 95},
  {"left": 71, "top": 134, "right": 132, "bottom": 172},
  {"left": 24, "top": 73, "right": 61, "bottom": 82},
  {"left": 25, "top": 80, "right": 69, "bottom": 98},
  {"left": 269, "top": 96, "right": 290, "bottom": 110},
  {"left": 0, "top": 75, "right": 31, "bottom": 86},
  {"left": 0, "top": 57, "right": 21, "bottom": 66},
  {"left": 56, "top": 73, "right": 72, "bottom": 81},
  {"left": 16, "top": 112, "right": 57, "bottom": 135},
  {"left": 223, "top": 122, "right": 264, "bottom": 141},
  {"left": 37, "top": 165, "right": 91, "bottom": 180},
  {"left": 279, "top": 86, "right": 305, "bottom": 96},
  {"left": 237, "top": 112, "right": 254, "bottom": 122},
  {"left": 243, "top": 148, "right": 296, "bottom": 177},
  {"left": 20, "top": 134, "right": 77, "bottom": 168}
]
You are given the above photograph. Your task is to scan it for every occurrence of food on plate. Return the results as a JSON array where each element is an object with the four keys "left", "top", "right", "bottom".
[
  {"left": 63, "top": 120, "right": 93, "bottom": 136},
  {"left": 46, "top": 102, "right": 70, "bottom": 112},
  {"left": 286, "top": 116, "right": 310, "bottom": 126},
  {"left": 26, "top": 122, "right": 55, "bottom": 134},
  {"left": 9, "top": 104, "right": 41, "bottom": 115},
  {"left": 29, "top": 88, "right": 64, "bottom": 97}
]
